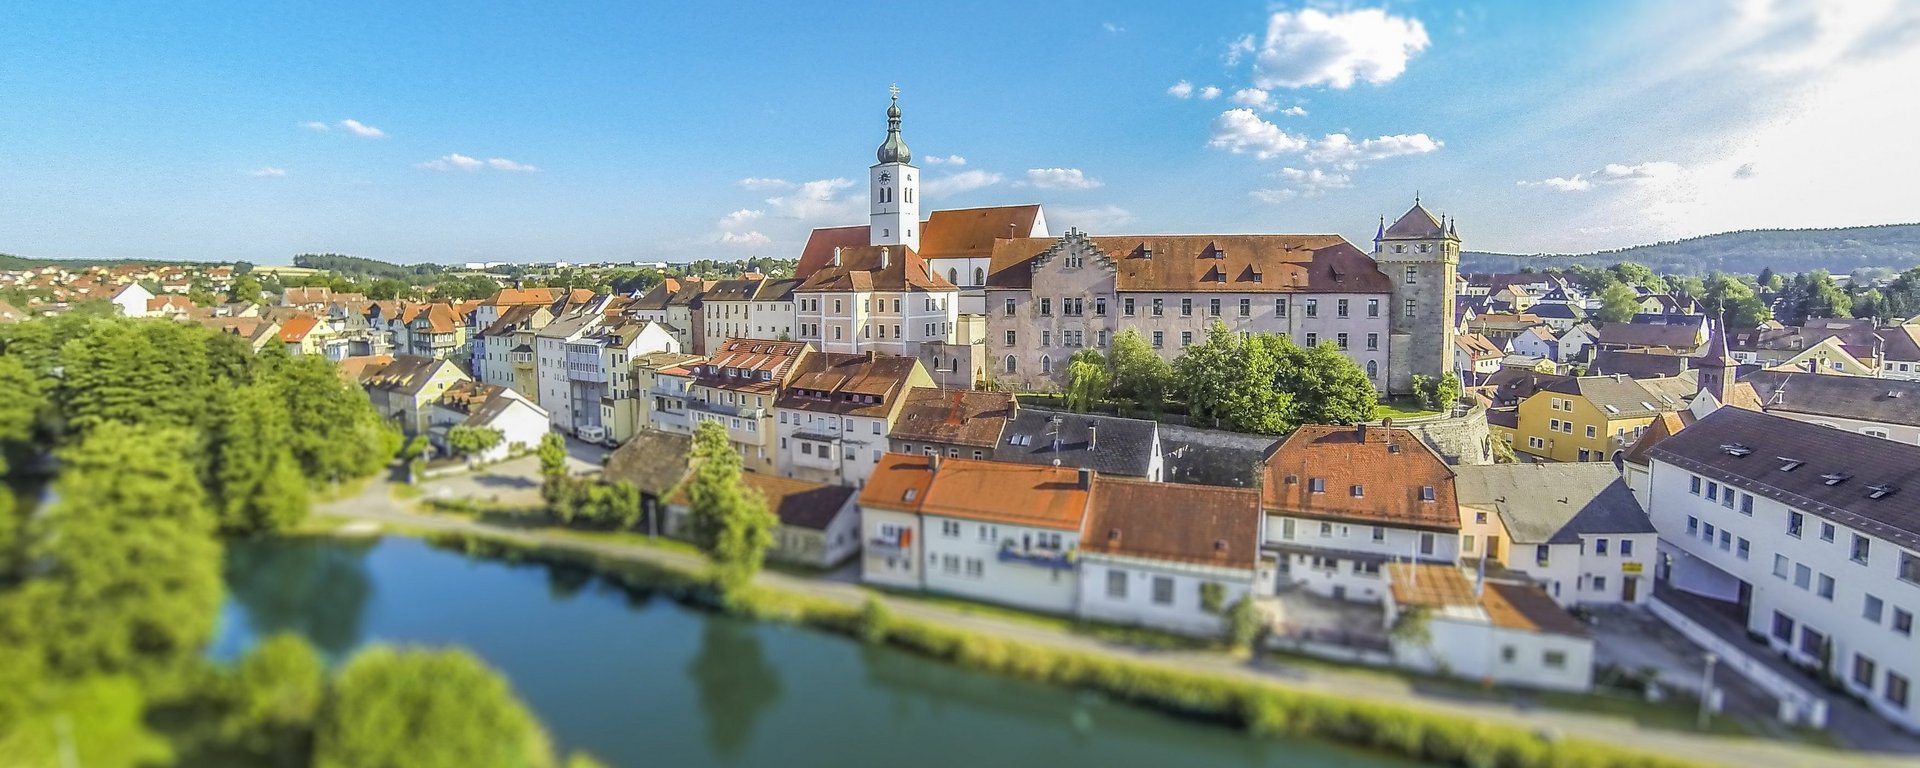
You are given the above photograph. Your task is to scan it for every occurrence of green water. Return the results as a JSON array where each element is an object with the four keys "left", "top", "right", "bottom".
[{"left": 214, "top": 536, "right": 1417, "bottom": 767}]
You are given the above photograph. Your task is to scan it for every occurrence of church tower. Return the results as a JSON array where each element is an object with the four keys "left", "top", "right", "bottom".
[
  {"left": 1374, "top": 197, "right": 1460, "bottom": 396},
  {"left": 1696, "top": 317, "right": 1737, "bottom": 406},
  {"left": 870, "top": 85, "right": 920, "bottom": 250}
]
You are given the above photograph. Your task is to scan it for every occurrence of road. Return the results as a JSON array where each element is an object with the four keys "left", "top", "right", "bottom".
[{"left": 316, "top": 479, "right": 1904, "bottom": 768}]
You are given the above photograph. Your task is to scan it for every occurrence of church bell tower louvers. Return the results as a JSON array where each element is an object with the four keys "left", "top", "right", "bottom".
[
  {"left": 1374, "top": 198, "right": 1459, "bottom": 396},
  {"left": 870, "top": 85, "right": 920, "bottom": 251}
]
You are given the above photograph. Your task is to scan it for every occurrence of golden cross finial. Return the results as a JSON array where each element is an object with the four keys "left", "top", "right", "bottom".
[{"left": 889, "top": 83, "right": 900, "bottom": 100}]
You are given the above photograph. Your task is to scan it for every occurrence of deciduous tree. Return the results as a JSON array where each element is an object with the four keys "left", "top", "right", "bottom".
[
  {"left": 314, "top": 647, "right": 554, "bottom": 768},
  {"left": 1062, "top": 348, "right": 1109, "bottom": 413},
  {"left": 1107, "top": 328, "right": 1172, "bottom": 415},
  {"left": 684, "top": 421, "right": 774, "bottom": 595}
]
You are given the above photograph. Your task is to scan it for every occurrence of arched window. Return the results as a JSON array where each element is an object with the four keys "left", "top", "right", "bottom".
[
  {"left": 931, "top": 356, "right": 942, "bottom": 371},
  {"left": 974, "top": 267, "right": 985, "bottom": 285},
  {"left": 948, "top": 268, "right": 958, "bottom": 285},
  {"left": 1004, "top": 355, "right": 1017, "bottom": 373},
  {"left": 1041, "top": 355, "right": 1053, "bottom": 375},
  {"left": 1366, "top": 360, "right": 1379, "bottom": 379}
]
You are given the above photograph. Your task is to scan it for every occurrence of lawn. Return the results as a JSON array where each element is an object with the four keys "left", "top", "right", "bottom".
[{"left": 1373, "top": 398, "right": 1440, "bottom": 420}]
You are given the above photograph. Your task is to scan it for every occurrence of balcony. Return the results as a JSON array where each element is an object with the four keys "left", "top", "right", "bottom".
[
  {"left": 689, "top": 398, "right": 762, "bottom": 420},
  {"left": 511, "top": 351, "right": 534, "bottom": 366},
  {"left": 997, "top": 545, "right": 1076, "bottom": 570},
  {"left": 868, "top": 535, "right": 909, "bottom": 555},
  {"left": 567, "top": 365, "right": 607, "bottom": 384}
]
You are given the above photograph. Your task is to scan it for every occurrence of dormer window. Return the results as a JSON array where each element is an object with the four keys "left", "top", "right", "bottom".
[
  {"left": 1420, "top": 486, "right": 1435, "bottom": 501},
  {"left": 1309, "top": 478, "right": 1325, "bottom": 494}
]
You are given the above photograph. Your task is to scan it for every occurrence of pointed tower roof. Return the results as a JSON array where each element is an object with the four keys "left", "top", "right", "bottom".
[
  {"left": 1698, "top": 316, "right": 1734, "bottom": 367},
  {"left": 875, "top": 84, "right": 912, "bottom": 165},
  {"left": 1381, "top": 200, "right": 1448, "bottom": 240},
  {"left": 1374, "top": 215, "right": 1386, "bottom": 243}
]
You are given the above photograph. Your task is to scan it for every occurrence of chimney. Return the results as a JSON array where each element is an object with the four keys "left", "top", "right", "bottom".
[
  {"left": 929, "top": 453, "right": 941, "bottom": 474},
  {"left": 1077, "top": 467, "right": 1093, "bottom": 490},
  {"left": 1381, "top": 416, "right": 1394, "bottom": 430},
  {"left": 1357, "top": 422, "right": 1369, "bottom": 442},
  {"left": 866, "top": 350, "right": 877, "bottom": 363},
  {"left": 1087, "top": 423, "right": 1097, "bottom": 450},
  {"left": 880, "top": 247, "right": 890, "bottom": 269},
  {"left": 832, "top": 247, "right": 843, "bottom": 267}
]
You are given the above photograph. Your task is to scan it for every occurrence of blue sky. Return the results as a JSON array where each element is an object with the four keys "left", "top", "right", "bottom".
[{"left": 2, "top": 1, "right": 1915, "bottom": 264}]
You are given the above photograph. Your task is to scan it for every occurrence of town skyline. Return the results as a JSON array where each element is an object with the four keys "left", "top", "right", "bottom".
[{"left": 5, "top": 0, "right": 1916, "bottom": 265}]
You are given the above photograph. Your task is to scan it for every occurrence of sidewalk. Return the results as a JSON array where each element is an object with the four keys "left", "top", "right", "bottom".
[{"left": 315, "top": 481, "right": 1902, "bottom": 768}]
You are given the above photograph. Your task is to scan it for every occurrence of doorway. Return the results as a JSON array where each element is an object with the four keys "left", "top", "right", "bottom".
[{"left": 1622, "top": 576, "right": 1639, "bottom": 603}]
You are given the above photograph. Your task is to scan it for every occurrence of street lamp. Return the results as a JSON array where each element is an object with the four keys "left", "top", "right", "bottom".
[{"left": 1697, "top": 652, "right": 1719, "bottom": 730}]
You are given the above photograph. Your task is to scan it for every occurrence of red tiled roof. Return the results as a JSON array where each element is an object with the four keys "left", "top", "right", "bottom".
[
  {"left": 277, "top": 315, "right": 320, "bottom": 343},
  {"left": 796, "top": 245, "right": 956, "bottom": 293},
  {"left": 987, "top": 233, "right": 1390, "bottom": 293},
  {"left": 796, "top": 226, "right": 871, "bottom": 278},
  {"left": 1082, "top": 478, "right": 1260, "bottom": 570},
  {"left": 1261, "top": 424, "right": 1459, "bottom": 530},
  {"left": 918, "top": 205, "right": 1045, "bottom": 260}
]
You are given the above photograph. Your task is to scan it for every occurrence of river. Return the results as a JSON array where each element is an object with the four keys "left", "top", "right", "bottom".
[{"left": 213, "top": 536, "right": 1416, "bottom": 768}]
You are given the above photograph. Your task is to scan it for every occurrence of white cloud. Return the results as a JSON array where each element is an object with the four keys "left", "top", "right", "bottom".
[
  {"left": 247, "top": 166, "right": 287, "bottom": 178},
  {"left": 738, "top": 177, "right": 795, "bottom": 190},
  {"left": 1280, "top": 105, "right": 1308, "bottom": 117},
  {"left": 1517, "top": 161, "right": 1679, "bottom": 193},
  {"left": 1225, "top": 34, "right": 1256, "bottom": 65},
  {"left": 1167, "top": 80, "right": 1195, "bottom": 98},
  {"left": 1021, "top": 168, "right": 1102, "bottom": 190},
  {"left": 1251, "top": 8, "right": 1430, "bottom": 89},
  {"left": 299, "top": 121, "right": 329, "bottom": 132},
  {"left": 1207, "top": 108, "right": 1307, "bottom": 159},
  {"left": 337, "top": 118, "right": 385, "bottom": 138},
  {"left": 1733, "top": 162, "right": 1758, "bottom": 179},
  {"left": 923, "top": 154, "right": 967, "bottom": 166},
  {"left": 1198, "top": 86, "right": 1223, "bottom": 100},
  {"left": 764, "top": 177, "right": 860, "bottom": 221},
  {"left": 485, "top": 157, "right": 538, "bottom": 172},
  {"left": 1253, "top": 167, "right": 1352, "bottom": 203},
  {"left": 922, "top": 170, "right": 1004, "bottom": 197},
  {"left": 719, "top": 209, "right": 764, "bottom": 228},
  {"left": 417, "top": 153, "right": 484, "bottom": 171},
  {"left": 1103, "top": 21, "right": 1124, "bottom": 33},
  {"left": 1050, "top": 205, "right": 1134, "bottom": 233},
  {"left": 1304, "top": 132, "right": 1443, "bottom": 168},
  {"left": 718, "top": 231, "right": 771, "bottom": 246},
  {"left": 1230, "top": 87, "right": 1278, "bottom": 112},
  {"left": 1250, "top": 188, "right": 1300, "bottom": 204}
]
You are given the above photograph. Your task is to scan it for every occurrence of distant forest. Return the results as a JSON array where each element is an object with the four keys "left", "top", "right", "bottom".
[
  {"left": 0, "top": 253, "right": 208, "bottom": 270},
  {"left": 1463, "top": 222, "right": 1920, "bottom": 276},
  {"left": 293, "top": 253, "right": 447, "bottom": 279}
]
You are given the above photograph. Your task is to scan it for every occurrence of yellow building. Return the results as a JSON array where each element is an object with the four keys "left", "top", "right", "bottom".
[{"left": 1514, "top": 374, "right": 1685, "bottom": 463}]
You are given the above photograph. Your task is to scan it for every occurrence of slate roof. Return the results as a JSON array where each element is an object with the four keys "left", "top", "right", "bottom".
[
  {"left": 480, "top": 303, "right": 547, "bottom": 337},
  {"left": 1529, "top": 303, "right": 1582, "bottom": 320},
  {"left": 753, "top": 277, "right": 803, "bottom": 302},
  {"left": 602, "top": 429, "right": 693, "bottom": 496},
  {"left": 701, "top": 278, "right": 763, "bottom": 303},
  {"left": 1879, "top": 325, "right": 1920, "bottom": 363},
  {"left": 1380, "top": 202, "right": 1446, "bottom": 240},
  {"left": 1158, "top": 422, "right": 1276, "bottom": 489},
  {"left": 1591, "top": 348, "right": 1691, "bottom": 378},
  {"left": 888, "top": 387, "right": 1014, "bottom": 448},
  {"left": 1482, "top": 368, "right": 1571, "bottom": 409},
  {"left": 1081, "top": 477, "right": 1261, "bottom": 570},
  {"left": 1541, "top": 375, "right": 1683, "bottom": 419},
  {"left": 1261, "top": 424, "right": 1459, "bottom": 530},
  {"left": 1741, "top": 369, "right": 1920, "bottom": 428},
  {"left": 1648, "top": 407, "right": 1920, "bottom": 549},
  {"left": 670, "top": 473, "right": 855, "bottom": 531},
  {"left": 776, "top": 352, "right": 922, "bottom": 418},
  {"left": 1598, "top": 322, "right": 1702, "bottom": 351},
  {"left": 993, "top": 409, "right": 1158, "bottom": 477},
  {"left": 1453, "top": 464, "right": 1654, "bottom": 545}
]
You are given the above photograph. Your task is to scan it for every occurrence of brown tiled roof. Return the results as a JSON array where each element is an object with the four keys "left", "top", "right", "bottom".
[
  {"left": 435, "top": 380, "right": 508, "bottom": 413},
  {"left": 694, "top": 338, "right": 809, "bottom": 394},
  {"left": 277, "top": 314, "right": 319, "bottom": 343},
  {"left": 859, "top": 453, "right": 939, "bottom": 513},
  {"left": 282, "top": 286, "right": 332, "bottom": 304},
  {"left": 861, "top": 455, "right": 1092, "bottom": 530},
  {"left": 1082, "top": 478, "right": 1260, "bottom": 570},
  {"left": 361, "top": 355, "right": 461, "bottom": 395},
  {"left": 1482, "top": 368, "right": 1571, "bottom": 409},
  {"left": 1380, "top": 203, "right": 1445, "bottom": 240},
  {"left": 1261, "top": 424, "right": 1459, "bottom": 530},
  {"left": 918, "top": 205, "right": 1045, "bottom": 260},
  {"left": 669, "top": 472, "right": 855, "bottom": 531},
  {"left": 334, "top": 354, "right": 393, "bottom": 383},
  {"left": 796, "top": 245, "right": 956, "bottom": 293},
  {"left": 776, "top": 352, "right": 922, "bottom": 418},
  {"left": 487, "top": 287, "right": 559, "bottom": 306},
  {"left": 1482, "top": 582, "right": 1589, "bottom": 636},
  {"left": 986, "top": 233, "right": 1389, "bottom": 294},
  {"left": 1622, "top": 411, "right": 1687, "bottom": 466},
  {"left": 796, "top": 225, "right": 870, "bottom": 278},
  {"left": 1455, "top": 332, "right": 1503, "bottom": 358},
  {"left": 888, "top": 387, "right": 1014, "bottom": 447},
  {"left": 603, "top": 429, "right": 693, "bottom": 496}
]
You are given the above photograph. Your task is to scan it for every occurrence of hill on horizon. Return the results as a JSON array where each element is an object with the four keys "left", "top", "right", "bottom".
[{"left": 1463, "top": 222, "right": 1920, "bottom": 276}]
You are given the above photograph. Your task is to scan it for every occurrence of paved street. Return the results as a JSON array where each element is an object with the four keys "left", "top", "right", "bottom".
[{"left": 314, "top": 474, "right": 1908, "bottom": 768}]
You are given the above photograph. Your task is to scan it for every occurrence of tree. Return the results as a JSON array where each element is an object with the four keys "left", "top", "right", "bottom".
[
  {"left": 222, "top": 633, "right": 325, "bottom": 761},
  {"left": 1611, "top": 261, "right": 1668, "bottom": 293},
  {"left": 1272, "top": 336, "right": 1378, "bottom": 427},
  {"left": 19, "top": 423, "right": 223, "bottom": 680},
  {"left": 1853, "top": 289, "right": 1886, "bottom": 321},
  {"left": 1596, "top": 282, "right": 1641, "bottom": 324},
  {"left": 1225, "top": 595, "right": 1262, "bottom": 652},
  {"left": 276, "top": 355, "right": 397, "bottom": 485},
  {"left": 1106, "top": 329, "right": 1172, "bottom": 416},
  {"left": 537, "top": 432, "right": 568, "bottom": 479},
  {"left": 1756, "top": 267, "right": 1778, "bottom": 291},
  {"left": 447, "top": 425, "right": 505, "bottom": 457},
  {"left": 314, "top": 647, "right": 554, "bottom": 768},
  {"left": 1172, "top": 322, "right": 1242, "bottom": 427},
  {"left": 1435, "top": 372, "right": 1462, "bottom": 412},
  {"left": 210, "top": 383, "right": 311, "bottom": 534},
  {"left": 1062, "top": 348, "right": 1110, "bottom": 413},
  {"left": 229, "top": 274, "right": 263, "bottom": 304},
  {"left": 365, "top": 278, "right": 412, "bottom": 301},
  {"left": 58, "top": 318, "right": 215, "bottom": 438},
  {"left": 430, "top": 275, "right": 503, "bottom": 302},
  {"left": 1702, "top": 274, "right": 1771, "bottom": 329},
  {"left": 0, "top": 356, "right": 46, "bottom": 467},
  {"left": 684, "top": 421, "right": 775, "bottom": 595}
]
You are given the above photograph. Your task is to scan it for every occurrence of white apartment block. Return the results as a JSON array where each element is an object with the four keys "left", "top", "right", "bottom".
[
  {"left": 1454, "top": 464, "right": 1658, "bottom": 607},
  {"left": 1647, "top": 408, "right": 1920, "bottom": 732},
  {"left": 794, "top": 245, "right": 958, "bottom": 358},
  {"left": 1077, "top": 479, "right": 1262, "bottom": 637}
]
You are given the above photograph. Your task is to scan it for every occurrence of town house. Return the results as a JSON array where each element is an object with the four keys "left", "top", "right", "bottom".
[{"left": 773, "top": 351, "right": 933, "bottom": 488}]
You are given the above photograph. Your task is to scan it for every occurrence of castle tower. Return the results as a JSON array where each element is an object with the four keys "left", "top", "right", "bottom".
[
  {"left": 1374, "top": 197, "right": 1460, "bottom": 395},
  {"left": 870, "top": 85, "right": 920, "bottom": 250},
  {"left": 1696, "top": 317, "right": 1737, "bottom": 405}
]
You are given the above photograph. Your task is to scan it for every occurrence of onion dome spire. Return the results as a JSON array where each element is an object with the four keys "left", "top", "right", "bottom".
[{"left": 876, "top": 84, "right": 912, "bottom": 165}]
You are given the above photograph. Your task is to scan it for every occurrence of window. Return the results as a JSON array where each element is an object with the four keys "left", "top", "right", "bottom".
[
  {"left": 1041, "top": 330, "right": 1051, "bottom": 347},
  {"left": 1005, "top": 330, "right": 1017, "bottom": 346},
  {"left": 1367, "top": 360, "right": 1378, "bottom": 379},
  {"left": 1595, "top": 538, "right": 1609, "bottom": 556},
  {"left": 1367, "top": 298, "right": 1379, "bottom": 317},
  {"left": 1903, "top": 552, "right": 1920, "bottom": 585},
  {"left": 1039, "top": 298, "right": 1051, "bottom": 316},
  {"left": 1854, "top": 654, "right": 1878, "bottom": 690},
  {"left": 1275, "top": 298, "right": 1288, "bottom": 317},
  {"left": 1337, "top": 299, "right": 1349, "bottom": 318},
  {"left": 1740, "top": 494, "right": 1753, "bottom": 515},
  {"left": 1787, "top": 511, "right": 1804, "bottom": 538},
  {"left": 1820, "top": 522, "right": 1835, "bottom": 543},
  {"left": 1372, "top": 525, "right": 1385, "bottom": 542},
  {"left": 1719, "top": 531, "right": 1731, "bottom": 551},
  {"left": 1620, "top": 539, "right": 1634, "bottom": 557},
  {"left": 1337, "top": 333, "right": 1349, "bottom": 350},
  {"left": 1690, "top": 476, "right": 1702, "bottom": 494},
  {"left": 1004, "top": 298, "right": 1016, "bottom": 316},
  {"left": 1350, "top": 484, "right": 1365, "bottom": 497},
  {"left": 1152, "top": 331, "right": 1164, "bottom": 348},
  {"left": 1894, "top": 608, "right": 1913, "bottom": 637},
  {"left": 1095, "top": 298, "right": 1106, "bottom": 316},
  {"left": 1004, "top": 355, "right": 1016, "bottom": 373},
  {"left": 1592, "top": 576, "right": 1607, "bottom": 592},
  {"left": 1107, "top": 569, "right": 1128, "bottom": 598},
  {"left": 1363, "top": 333, "right": 1378, "bottom": 351},
  {"left": 942, "top": 520, "right": 961, "bottom": 537},
  {"left": 1737, "top": 537, "right": 1750, "bottom": 559},
  {"left": 1305, "top": 332, "right": 1318, "bottom": 347},
  {"left": 1585, "top": 425, "right": 1597, "bottom": 439},
  {"left": 1543, "top": 650, "right": 1567, "bottom": 668},
  {"left": 1421, "top": 485, "right": 1436, "bottom": 501},
  {"left": 1706, "top": 482, "right": 1719, "bottom": 501},
  {"left": 1305, "top": 298, "right": 1318, "bottom": 317},
  {"left": 1404, "top": 266, "right": 1418, "bottom": 284},
  {"left": 1281, "top": 518, "right": 1295, "bottom": 539},
  {"left": 1320, "top": 522, "right": 1333, "bottom": 537},
  {"left": 1209, "top": 298, "right": 1221, "bottom": 316},
  {"left": 1040, "top": 355, "right": 1052, "bottom": 375},
  {"left": 1864, "top": 594, "right": 1884, "bottom": 623},
  {"left": 1124, "top": 297, "right": 1135, "bottom": 316},
  {"left": 1536, "top": 545, "right": 1552, "bottom": 566},
  {"left": 1405, "top": 298, "right": 1417, "bottom": 317},
  {"left": 1420, "top": 533, "right": 1436, "bottom": 556},
  {"left": 1238, "top": 298, "right": 1250, "bottom": 316},
  {"left": 1771, "top": 611, "right": 1796, "bottom": 642},
  {"left": 1309, "top": 478, "right": 1325, "bottom": 494},
  {"left": 1847, "top": 534, "right": 1870, "bottom": 565},
  {"left": 1887, "top": 672, "right": 1910, "bottom": 710},
  {"left": 1181, "top": 331, "right": 1193, "bottom": 347},
  {"left": 1181, "top": 298, "right": 1193, "bottom": 317},
  {"left": 1500, "top": 645, "right": 1517, "bottom": 663},
  {"left": 1772, "top": 554, "right": 1788, "bottom": 579},
  {"left": 1152, "top": 298, "right": 1164, "bottom": 316},
  {"left": 1152, "top": 576, "right": 1174, "bottom": 605},
  {"left": 1793, "top": 563, "right": 1812, "bottom": 589},
  {"left": 1817, "top": 573, "right": 1835, "bottom": 600}
]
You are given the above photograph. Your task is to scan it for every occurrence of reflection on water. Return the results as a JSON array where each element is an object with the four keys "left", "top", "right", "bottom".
[{"left": 216, "top": 536, "right": 1417, "bottom": 768}]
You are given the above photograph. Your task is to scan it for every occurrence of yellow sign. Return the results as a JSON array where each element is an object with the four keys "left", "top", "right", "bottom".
[{"left": 1622, "top": 562, "right": 1644, "bottom": 574}]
